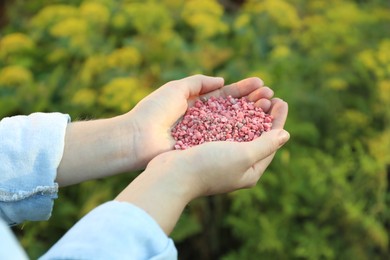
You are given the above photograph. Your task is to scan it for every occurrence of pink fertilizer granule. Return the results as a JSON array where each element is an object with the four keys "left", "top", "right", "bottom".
[{"left": 171, "top": 95, "right": 273, "bottom": 150}]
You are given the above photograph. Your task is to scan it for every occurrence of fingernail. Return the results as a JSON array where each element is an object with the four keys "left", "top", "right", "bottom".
[
  {"left": 279, "top": 130, "right": 290, "bottom": 145},
  {"left": 259, "top": 78, "right": 264, "bottom": 86},
  {"left": 217, "top": 77, "right": 225, "bottom": 85}
]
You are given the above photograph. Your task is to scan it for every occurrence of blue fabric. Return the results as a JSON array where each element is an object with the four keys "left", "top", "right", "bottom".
[
  {"left": 40, "top": 201, "right": 177, "bottom": 260},
  {"left": 0, "top": 218, "right": 29, "bottom": 260},
  {"left": 0, "top": 113, "right": 69, "bottom": 225},
  {"left": 0, "top": 113, "right": 178, "bottom": 259}
]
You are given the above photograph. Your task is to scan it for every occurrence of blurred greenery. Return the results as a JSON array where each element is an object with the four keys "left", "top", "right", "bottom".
[{"left": 1, "top": 0, "right": 389, "bottom": 259}]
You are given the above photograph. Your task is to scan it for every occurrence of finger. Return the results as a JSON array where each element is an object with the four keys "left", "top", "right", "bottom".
[
  {"left": 247, "top": 86, "right": 274, "bottom": 102},
  {"left": 255, "top": 98, "right": 272, "bottom": 112},
  {"left": 237, "top": 151, "right": 276, "bottom": 189},
  {"left": 245, "top": 129, "right": 290, "bottom": 166},
  {"left": 251, "top": 152, "right": 276, "bottom": 178},
  {"left": 221, "top": 77, "right": 265, "bottom": 97},
  {"left": 268, "top": 98, "right": 288, "bottom": 129},
  {"left": 237, "top": 100, "right": 288, "bottom": 174},
  {"left": 176, "top": 74, "right": 225, "bottom": 98},
  {"left": 237, "top": 126, "right": 290, "bottom": 188},
  {"left": 158, "top": 74, "right": 223, "bottom": 119},
  {"left": 199, "top": 77, "right": 265, "bottom": 100}
]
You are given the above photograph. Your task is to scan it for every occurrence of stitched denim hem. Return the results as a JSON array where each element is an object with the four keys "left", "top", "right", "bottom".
[{"left": 0, "top": 184, "right": 58, "bottom": 202}]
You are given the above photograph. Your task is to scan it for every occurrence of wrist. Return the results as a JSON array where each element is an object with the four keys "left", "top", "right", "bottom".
[
  {"left": 115, "top": 162, "right": 192, "bottom": 234},
  {"left": 119, "top": 110, "right": 176, "bottom": 171},
  {"left": 116, "top": 111, "right": 157, "bottom": 171},
  {"left": 113, "top": 113, "right": 140, "bottom": 171}
]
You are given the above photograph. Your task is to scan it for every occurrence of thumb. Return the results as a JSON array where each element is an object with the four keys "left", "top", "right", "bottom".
[
  {"left": 178, "top": 74, "right": 225, "bottom": 98},
  {"left": 246, "top": 129, "right": 290, "bottom": 163}
]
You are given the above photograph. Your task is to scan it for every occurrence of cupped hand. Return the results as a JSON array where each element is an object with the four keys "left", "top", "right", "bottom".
[
  {"left": 115, "top": 91, "right": 288, "bottom": 235},
  {"left": 144, "top": 98, "right": 289, "bottom": 201},
  {"left": 124, "top": 74, "right": 274, "bottom": 170}
]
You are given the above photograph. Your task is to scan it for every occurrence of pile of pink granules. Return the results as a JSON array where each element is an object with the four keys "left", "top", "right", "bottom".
[{"left": 171, "top": 95, "right": 273, "bottom": 150}]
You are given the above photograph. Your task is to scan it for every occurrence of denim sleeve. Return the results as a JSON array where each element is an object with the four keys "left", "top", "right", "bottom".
[
  {"left": 0, "top": 113, "right": 70, "bottom": 225},
  {"left": 0, "top": 218, "right": 29, "bottom": 260},
  {"left": 40, "top": 201, "right": 178, "bottom": 260}
]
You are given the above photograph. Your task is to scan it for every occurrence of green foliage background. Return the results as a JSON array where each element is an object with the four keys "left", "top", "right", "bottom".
[{"left": 1, "top": 0, "right": 389, "bottom": 259}]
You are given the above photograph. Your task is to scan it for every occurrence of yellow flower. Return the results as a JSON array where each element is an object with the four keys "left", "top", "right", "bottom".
[
  {"left": 80, "top": 55, "right": 107, "bottom": 85},
  {"left": 358, "top": 50, "right": 377, "bottom": 71},
  {"left": 111, "top": 13, "right": 127, "bottom": 29},
  {"left": 326, "top": 78, "right": 348, "bottom": 91},
  {"left": 72, "top": 88, "right": 97, "bottom": 107},
  {"left": 107, "top": 47, "right": 142, "bottom": 69},
  {"left": 323, "top": 62, "right": 342, "bottom": 74},
  {"left": 378, "top": 40, "right": 390, "bottom": 67},
  {"left": 341, "top": 109, "right": 369, "bottom": 129},
  {"left": 197, "top": 44, "right": 232, "bottom": 71},
  {"left": 358, "top": 40, "right": 390, "bottom": 80},
  {"left": 31, "top": 5, "right": 78, "bottom": 28},
  {"left": 234, "top": 14, "right": 251, "bottom": 30},
  {"left": 164, "top": 0, "right": 184, "bottom": 9},
  {"left": 47, "top": 48, "right": 68, "bottom": 63},
  {"left": 378, "top": 80, "right": 390, "bottom": 103},
  {"left": 325, "top": 2, "right": 368, "bottom": 25},
  {"left": 80, "top": 2, "right": 110, "bottom": 27},
  {"left": 124, "top": 2, "right": 173, "bottom": 35},
  {"left": 0, "top": 33, "right": 34, "bottom": 56},
  {"left": 50, "top": 17, "right": 88, "bottom": 37},
  {"left": 68, "top": 35, "right": 90, "bottom": 52},
  {"left": 182, "top": 0, "right": 228, "bottom": 39},
  {"left": 100, "top": 77, "right": 145, "bottom": 112},
  {"left": 245, "top": 0, "right": 301, "bottom": 29},
  {"left": 0, "top": 66, "right": 33, "bottom": 87},
  {"left": 369, "top": 130, "right": 390, "bottom": 166},
  {"left": 271, "top": 45, "right": 291, "bottom": 60}
]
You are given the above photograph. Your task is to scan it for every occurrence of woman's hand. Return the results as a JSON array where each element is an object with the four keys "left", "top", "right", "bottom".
[
  {"left": 124, "top": 74, "right": 275, "bottom": 170},
  {"left": 146, "top": 97, "right": 288, "bottom": 198},
  {"left": 115, "top": 98, "right": 289, "bottom": 234},
  {"left": 56, "top": 75, "right": 275, "bottom": 186}
]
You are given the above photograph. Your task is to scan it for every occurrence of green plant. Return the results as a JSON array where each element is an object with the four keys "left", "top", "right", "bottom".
[{"left": 1, "top": 0, "right": 389, "bottom": 259}]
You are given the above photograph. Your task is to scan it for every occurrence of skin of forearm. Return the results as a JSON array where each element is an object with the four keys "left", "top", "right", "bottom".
[
  {"left": 114, "top": 165, "right": 193, "bottom": 235},
  {"left": 56, "top": 114, "right": 136, "bottom": 186}
]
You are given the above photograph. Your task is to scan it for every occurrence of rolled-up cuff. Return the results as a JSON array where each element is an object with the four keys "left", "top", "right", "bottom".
[{"left": 0, "top": 112, "right": 70, "bottom": 225}]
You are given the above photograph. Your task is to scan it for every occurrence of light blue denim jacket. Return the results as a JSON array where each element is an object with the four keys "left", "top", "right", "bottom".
[{"left": 0, "top": 113, "right": 177, "bottom": 259}]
